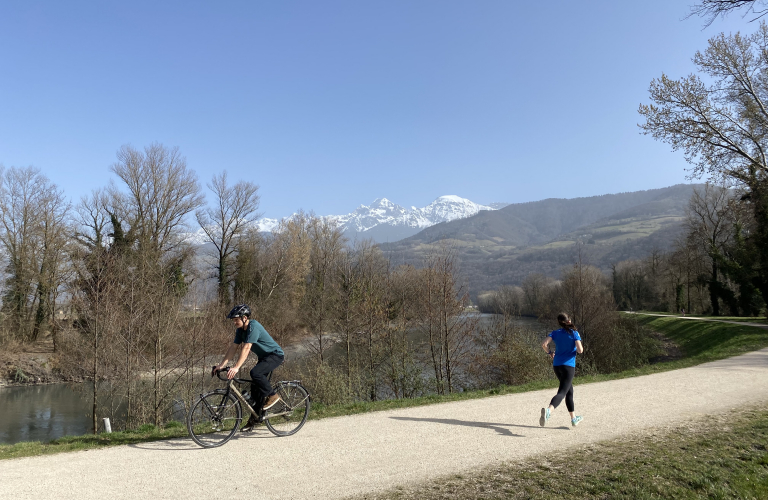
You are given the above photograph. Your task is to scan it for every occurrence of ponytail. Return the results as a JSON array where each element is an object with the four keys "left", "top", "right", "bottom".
[{"left": 557, "top": 312, "right": 575, "bottom": 333}]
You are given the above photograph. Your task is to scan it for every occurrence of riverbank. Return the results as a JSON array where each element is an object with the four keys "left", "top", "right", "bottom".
[
  {"left": 0, "top": 339, "right": 81, "bottom": 387},
  {"left": 3, "top": 315, "right": 767, "bottom": 460},
  {"left": 3, "top": 346, "right": 768, "bottom": 500}
]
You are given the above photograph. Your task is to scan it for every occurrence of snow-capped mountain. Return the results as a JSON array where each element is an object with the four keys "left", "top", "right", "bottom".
[
  {"left": 183, "top": 195, "right": 500, "bottom": 245},
  {"left": 329, "top": 195, "right": 496, "bottom": 243},
  {"left": 331, "top": 195, "right": 493, "bottom": 232}
]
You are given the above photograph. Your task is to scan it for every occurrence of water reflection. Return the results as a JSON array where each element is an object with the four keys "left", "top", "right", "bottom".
[
  {"left": 0, "top": 315, "right": 549, "bottom": 445},
  {"left": 0, "top": 383, "right": 93, "bottom": 445}
]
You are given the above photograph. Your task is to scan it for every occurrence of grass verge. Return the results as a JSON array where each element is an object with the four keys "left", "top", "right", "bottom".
[
  {"left": 353, "top": 404, "right": 768, "bottom": 500},
  {"left": 0, "top": 422, "right": 188, "bottom": 460},
  {"left": 633, "top": 311, "right": 768, "bottom": 325},
  {"left": 3, "top": 316, "right": 767, "bottom": 461}
]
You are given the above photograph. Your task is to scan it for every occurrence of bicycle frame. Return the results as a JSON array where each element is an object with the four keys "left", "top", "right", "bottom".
[
  {"left": 188, "top": 369, "right": 311, "bottom": 446},
  {"left": 209, "top": 371, "right": 298, "bottom": 421}
]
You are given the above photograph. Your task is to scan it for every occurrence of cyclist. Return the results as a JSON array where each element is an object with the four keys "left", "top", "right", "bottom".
[
  {"left": 212, "top": 304, "right": 285, "bottom": 430},
  {"left": 539, "top": 312, "right": 584, "bottom": 427}
]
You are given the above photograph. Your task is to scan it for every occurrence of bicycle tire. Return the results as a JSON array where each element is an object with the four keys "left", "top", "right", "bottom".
[
  {"left": 264, "top": 382, "right": 310, "bottom": 437},
  {"left": 187, "top": 389, "right": 242, "bottom": 448}
]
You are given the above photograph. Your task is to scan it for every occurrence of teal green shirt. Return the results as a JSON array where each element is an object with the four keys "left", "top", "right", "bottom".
[{"left": 234, "top": 320, "right": 284, "bottom": 360}]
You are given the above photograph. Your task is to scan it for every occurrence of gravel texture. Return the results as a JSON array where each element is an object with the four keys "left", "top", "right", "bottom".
[{"left": 2, "top": 348, "right": 767, "bottom": 500}]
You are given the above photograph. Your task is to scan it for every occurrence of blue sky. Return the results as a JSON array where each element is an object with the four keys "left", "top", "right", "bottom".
[{"left": 0, "top": 1, "right": 755, "bottom": 219}]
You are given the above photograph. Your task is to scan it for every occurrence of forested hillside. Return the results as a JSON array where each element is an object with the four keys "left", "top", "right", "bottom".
[{"left": 381, "top": 184, "right": 700, "bottom": 295}]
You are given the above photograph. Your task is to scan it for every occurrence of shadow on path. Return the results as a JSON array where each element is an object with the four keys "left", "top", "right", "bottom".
[
  {"left": 128, "top": 439, "right": 199, "bottom": 451},
  {"left": 129, "top": 428, "right": 279, "bottom": 450},
  {"left": 389, "top": 416, "right": 569, "bottom": 437}
]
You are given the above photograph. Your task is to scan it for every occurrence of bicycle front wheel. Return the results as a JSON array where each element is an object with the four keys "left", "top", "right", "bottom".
[
  {"left": 187, "top": 389, "right": 242, "bottom": 448},
  {"left": 265, "top": 382, "right": 310, "bottom": 437}
]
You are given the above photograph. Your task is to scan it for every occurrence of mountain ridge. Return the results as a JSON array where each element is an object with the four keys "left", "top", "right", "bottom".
[
  {"left": 380, "top": 183, "right": 701, "bottom": 295},
  {"left": 184, "top": 195, "right": 500, "bottom": 245}
]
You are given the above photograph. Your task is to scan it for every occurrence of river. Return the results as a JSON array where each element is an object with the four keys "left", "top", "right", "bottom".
[
  {"left": 0, "top": 383, "right": 93, "bottom": 445},
  {"left": 0, "top": 315, "right": 549, "bottom": 445}
]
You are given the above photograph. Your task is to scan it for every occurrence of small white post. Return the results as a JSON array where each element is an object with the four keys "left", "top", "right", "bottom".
[{"left": 103, "top": 417, "right": 112, "bottom": 433}]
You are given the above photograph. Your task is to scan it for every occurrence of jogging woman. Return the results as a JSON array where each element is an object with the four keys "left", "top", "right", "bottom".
[{"left": 539, "top": 312, "right": 584, "bottom": 427}]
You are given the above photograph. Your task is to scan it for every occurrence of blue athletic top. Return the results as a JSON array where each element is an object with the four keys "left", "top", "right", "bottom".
[{"left": 548, "top": 328, "right": 581, "bottom": 367}]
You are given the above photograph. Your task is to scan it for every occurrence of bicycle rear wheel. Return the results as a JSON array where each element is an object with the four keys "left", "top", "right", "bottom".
[
  {"left": 187, "top": 389, "right": 242, "bottom": 448},
  {"left": 264, "top": 382, "right": 310, "bottom": 436}
]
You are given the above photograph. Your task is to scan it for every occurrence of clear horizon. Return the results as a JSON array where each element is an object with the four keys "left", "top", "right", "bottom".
[{"left": 0, "top": 1, "right": 753, "bottom": 220}]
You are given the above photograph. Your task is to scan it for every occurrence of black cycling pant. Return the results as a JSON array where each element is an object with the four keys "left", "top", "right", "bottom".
[
  {"left": 549, "top": 365, "right": 575, "bottom": 412},
  {"left": 250, "top": 353, "right": 284, "bottom": 401}
]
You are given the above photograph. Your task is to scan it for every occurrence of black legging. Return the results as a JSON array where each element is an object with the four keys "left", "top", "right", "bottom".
[{"left": 549, "top": 365, "right": 575, "bottom": 412}]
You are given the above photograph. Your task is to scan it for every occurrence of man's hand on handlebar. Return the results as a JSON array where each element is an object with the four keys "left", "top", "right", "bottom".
[{"left": 211, "top": 366, "right": 238, "bottom": 379}]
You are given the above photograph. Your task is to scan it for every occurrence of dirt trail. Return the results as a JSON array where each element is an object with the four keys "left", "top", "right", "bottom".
[{"left": 2, "top": 346, "right": 768, "bottom": 500}]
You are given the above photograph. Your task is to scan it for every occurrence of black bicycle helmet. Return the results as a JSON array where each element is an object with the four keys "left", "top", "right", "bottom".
[{"left": 227, "top": 304, "right": 251, "bottom": 319}]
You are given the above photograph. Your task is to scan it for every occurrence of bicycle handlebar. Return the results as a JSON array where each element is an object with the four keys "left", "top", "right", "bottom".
[{"left": 212, "top": 366, "right": 251, "bottom": 384}]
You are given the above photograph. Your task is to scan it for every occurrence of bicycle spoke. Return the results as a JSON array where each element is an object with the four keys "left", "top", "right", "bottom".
[
  {"left": 265, "top": 383, "right": 310, "bottom": 436},
  {"left": 187, "top": 390, "right": 242, "bottom": 447}
]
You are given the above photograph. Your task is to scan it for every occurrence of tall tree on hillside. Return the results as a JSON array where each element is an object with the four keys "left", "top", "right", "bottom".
[
  {"left": 639, "top": 24, "right": 768, "bottom": 308},
  {"left": 195, "top": 171, "right": 261, "bottom": 303}
]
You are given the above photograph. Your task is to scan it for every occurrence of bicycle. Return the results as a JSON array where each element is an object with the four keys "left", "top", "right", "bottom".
[{"left": 187, "top": 367, "right": 311, "bottom": 448}]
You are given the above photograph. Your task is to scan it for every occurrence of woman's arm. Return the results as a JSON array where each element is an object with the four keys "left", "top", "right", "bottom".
[
  {"left": 542, "top": 337, "right": 555, "bottom": 359},
  {"left": 575, "top": 340, "right": 584, "bottom": 354}
]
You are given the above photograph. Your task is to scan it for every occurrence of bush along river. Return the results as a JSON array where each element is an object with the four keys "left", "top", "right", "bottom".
[{"left": 1, "top": 314, "right": 549, "bottom": 445}]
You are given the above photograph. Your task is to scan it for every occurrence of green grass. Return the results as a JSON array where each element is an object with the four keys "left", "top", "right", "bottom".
[
  {"left": 631, "top": 314, "right": 768, "bottom": 361},
  {"left": 0, "top": 421, "right": 188, "bottom": 460},
  {"left": 3, "top": 316, "right": 767, "bottom": 461},
  {"left": 710, "top": 316, "right": 768, "bottom": 324},
  {"left": 355, "top": 405, "right": 768, "bottom": 500},
  {"left": 632, "top": 311, "right": 768, "bottom": 324}
]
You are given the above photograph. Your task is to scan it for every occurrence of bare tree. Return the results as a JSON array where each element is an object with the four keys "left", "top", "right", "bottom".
[
  {"left": 195, "top": 171, "right": 261, "bottom": 303},
  {"left": 521, "top": 273, "right": 552, "bottom": 317},
  {"left": 0, "top": 167, "right": 71, "bottom": 342},
  {"left": 639, "top": 23, "right": 768, "bottom": 303},
  {"left": 332, "top": 246, "right": 364, "bottom": 394},
  {"left": 32, "top": 186, "right": 71, "bottom": 343},
  {"left": 233, "top": 213, "right": 311, "bottom": 339},
  {"left": 111, "top": 143, "right": 204, "bottom": 253},
  {"left": 686, "top": 183, "right": 737, "bottom": 314},
  {"left": 73, "top": 189, "right": 111, "bottom": 250},
  {"left": 355, "top": 240, "right": 389, "bottom": 400},
  {"left": 689, "top": 1, "right": 768, "bottom": 27},
  {"left": 381, "top": 263, "right": 423, "bottom": 399},
  {"left": 68, "top": 245, "right": 122, "bottom": 433},
  {"left": 417, "top": 243, "right": 475, "bottom": 394},
  {"left": 301, "top": 217, "right": 346, "bottom": 364}
]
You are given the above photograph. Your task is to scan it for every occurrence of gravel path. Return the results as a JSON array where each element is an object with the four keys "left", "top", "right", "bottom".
[{"left": 3, "top": 348, "right": 768, "bottom": 500}]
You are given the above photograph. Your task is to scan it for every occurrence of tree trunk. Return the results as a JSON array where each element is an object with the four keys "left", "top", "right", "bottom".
[{"left": 710, "top": 261, "right": 720, "bottom": 316}]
